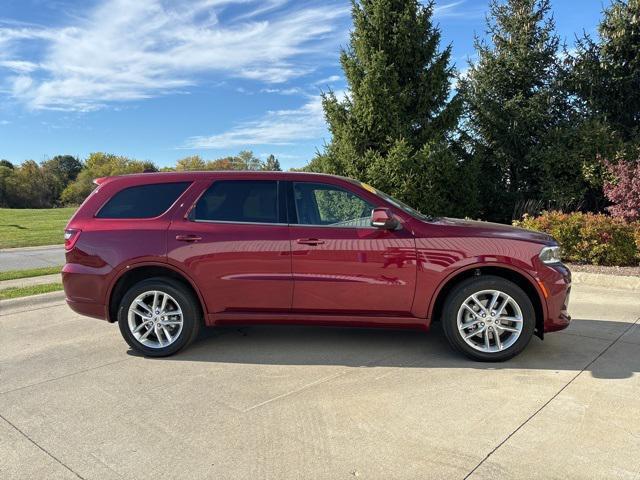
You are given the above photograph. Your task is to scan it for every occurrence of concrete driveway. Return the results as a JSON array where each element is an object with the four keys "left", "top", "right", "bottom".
[{"left": 1, "top": 284, "right": 638, "bottom": 480}]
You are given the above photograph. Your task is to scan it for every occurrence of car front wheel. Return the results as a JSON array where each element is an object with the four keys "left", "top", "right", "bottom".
[
  {"left": 442, "top": 275, "right": 535, "bottom": 362},
  {"left": 117, "top": 278, "right": 201, "bottom": 357}
]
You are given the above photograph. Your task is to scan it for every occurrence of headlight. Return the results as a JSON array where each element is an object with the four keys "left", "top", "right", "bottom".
[{"left": 539, "top": 245, "right": 561, "bottom": 264}]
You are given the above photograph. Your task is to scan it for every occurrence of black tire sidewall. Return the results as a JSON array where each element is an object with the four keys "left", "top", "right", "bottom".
[
  {"left": 117, "top": 278, "right": 200, "bottom": 357},
  {"left": 442, "top": 275, "right": 536, "bottom": 362}
]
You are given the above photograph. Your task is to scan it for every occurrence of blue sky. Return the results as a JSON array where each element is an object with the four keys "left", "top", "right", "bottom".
[{"left": 0, "top": 0, "right": 611, "bottom": 170}]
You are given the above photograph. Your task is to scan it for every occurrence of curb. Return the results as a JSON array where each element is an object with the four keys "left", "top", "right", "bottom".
[
  {"left": 572, "top": 272, "right": 640, "bottom": 291},
  {"left": 0, "top": 290, "right": 66, "bottom": 315},
  {"left": 0, "top": 244, "right": 64, "bottom": 252}
]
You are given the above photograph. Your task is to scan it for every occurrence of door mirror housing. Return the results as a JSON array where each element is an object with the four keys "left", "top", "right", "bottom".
[{"left": 371, "top": 208, "right": 400, "bottom": 230}]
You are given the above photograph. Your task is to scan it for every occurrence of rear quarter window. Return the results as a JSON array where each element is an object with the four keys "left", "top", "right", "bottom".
[{"left": 96, "top": 182, "right": 191, "bottom": 219}]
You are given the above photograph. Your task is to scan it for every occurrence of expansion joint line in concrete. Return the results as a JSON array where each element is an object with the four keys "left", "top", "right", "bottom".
[
  {"left": 0, "top": 412, "right": 87, "bottom": 480},
  {"left": 464, "top": 316, "right": 640, "bottom": 479}
]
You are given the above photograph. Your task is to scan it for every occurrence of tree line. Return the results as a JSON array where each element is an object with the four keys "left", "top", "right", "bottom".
[
  {"left": 0, "top": 151, "right": 281, "bottom": 208},
  {"left": 306, "top": 0, "right": 640, "bottom": 222}
]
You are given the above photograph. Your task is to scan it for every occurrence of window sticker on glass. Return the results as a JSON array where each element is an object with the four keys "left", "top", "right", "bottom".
[{"left": 359, "top": 182, "right": 378, "bottom": 194}]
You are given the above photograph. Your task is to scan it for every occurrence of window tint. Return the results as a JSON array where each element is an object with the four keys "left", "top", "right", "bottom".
[
  {"left": 293, "top": 182, "right": 374, "bottom": 227},
  {"left": 96, "top": 182, "right": 190, "bottom": 219},
  {"left": 194, "top": 180, "right": 279, "bottom": 224}
]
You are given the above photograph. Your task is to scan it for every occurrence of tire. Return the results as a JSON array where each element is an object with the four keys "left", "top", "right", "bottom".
[
  {"left": 117, "top": 277, "right": 201, "bottom": 357},
  {"left": 441, "top": 275, "right": 535, "bottom": 362}
]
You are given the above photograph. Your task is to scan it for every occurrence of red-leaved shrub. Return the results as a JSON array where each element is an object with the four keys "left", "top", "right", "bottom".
[{"left": 603, "top": 157, "right": 640, "bottom": 221}]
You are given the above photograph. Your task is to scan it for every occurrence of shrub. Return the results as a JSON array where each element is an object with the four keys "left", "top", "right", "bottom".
[
  {"left": 514, "top": 211, "right": 639, "bottom": 266},
  {"left": 603, "top": 156, "right": 640, "bottom": 221}
]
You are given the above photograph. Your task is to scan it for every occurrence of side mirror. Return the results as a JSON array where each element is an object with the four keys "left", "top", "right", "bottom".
[{"left": 371, "top": 207, "right": 400, "bottom": 230}]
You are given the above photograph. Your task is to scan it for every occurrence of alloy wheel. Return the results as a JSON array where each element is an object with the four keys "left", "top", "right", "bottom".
[
  {"left": 127, "top": 290, "right": 184, "bottom": 349},
  {"left": 456, "top": 289, "right": 524, "bottom": 353}
]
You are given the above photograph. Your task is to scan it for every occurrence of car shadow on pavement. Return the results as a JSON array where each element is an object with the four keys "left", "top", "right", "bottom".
[{"left": 128, "top": 318, "right": 639, "bottom": 380}]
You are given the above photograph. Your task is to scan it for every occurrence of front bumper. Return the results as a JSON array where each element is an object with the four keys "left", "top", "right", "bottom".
[{"left": 541, "top": 263, "right": 571, "bottom": 333}]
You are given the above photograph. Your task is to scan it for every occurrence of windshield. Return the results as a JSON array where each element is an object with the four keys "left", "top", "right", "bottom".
[{"left": 347, "top": 179, "right": 433, "bottom": 221}]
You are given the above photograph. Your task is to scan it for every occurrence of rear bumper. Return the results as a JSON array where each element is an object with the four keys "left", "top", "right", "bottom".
[
  {"left": 541, "top": 263, "right": 571, "bottom": 333},
  {"left": 62, "top": 263, "right": 109, "bottom": 321},
  {"left": 66, "top": 297, "right": 108, "bottom": 320}
]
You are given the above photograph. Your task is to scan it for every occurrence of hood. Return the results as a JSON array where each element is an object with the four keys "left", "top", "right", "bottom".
[{"left": 429, "top": 217, "right": 555, "bottom": 244}]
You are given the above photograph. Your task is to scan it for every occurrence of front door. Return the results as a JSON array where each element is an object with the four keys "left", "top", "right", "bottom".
[
  {"left": 168, "top": 179, "right": 292, "bottom": 314},
  {"left": 288, "top": 180, "right": 416, "bottom": 315}
]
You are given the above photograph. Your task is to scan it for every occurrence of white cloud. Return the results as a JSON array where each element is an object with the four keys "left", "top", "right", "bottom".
[
  {"left": 260, "top": 86, "right": 303, "bottom": 95},
  {"left": 185, "top": 89, "right": 346, "bottom": 148},
  {"left": 453, "top": 65, "right": 470, "bottom": 89},
  {"left": 184, "top": 95, "right": 327, "bottom": 149},
  {"left": 433, "top": 1, "right": 482, "bottom": 19},
  {"left": 0, "top": 60, "right": 39, "bottom": 73},
  {"left": 0, "top": 0, "right": 348, "bottom": 111},
  {"left": 313, "top": 75, "right": 341, "bottom": 85}
]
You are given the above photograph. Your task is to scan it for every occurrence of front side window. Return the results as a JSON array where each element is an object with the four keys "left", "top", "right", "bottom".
[
  {"left": 96, "top": 182, "right": 190, "bottom": 219},
  {"left": 346, "top": 178, "right": 432, "bottom": 221},
  {"left": 293, "top": 182, "right": 374, "bottom": 227},
  {"left": 193, "top": 180, "right": 279, "bottom": 224}
]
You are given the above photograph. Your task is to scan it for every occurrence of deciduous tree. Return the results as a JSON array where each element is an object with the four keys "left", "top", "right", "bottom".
[{"left": 61, "top": 153, "right": 157, "bottom": 205}]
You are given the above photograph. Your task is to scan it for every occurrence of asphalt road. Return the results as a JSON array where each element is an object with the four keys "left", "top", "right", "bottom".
[
  {"left": 1, "top": 284, "right": 639, "bottom": 479},
  {"left": 0, "top": 245, "right": 65, "bottom": 272}
]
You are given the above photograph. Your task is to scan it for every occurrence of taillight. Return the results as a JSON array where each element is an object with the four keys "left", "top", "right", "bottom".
[{"left": 64, "top": 229, "right": 81, "bottom": 250}]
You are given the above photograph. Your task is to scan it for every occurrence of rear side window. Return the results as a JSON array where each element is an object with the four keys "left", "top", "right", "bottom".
[
  {"left": 96, "top": 182, "right": 190, "bottom": 219},
  {"left": 193, "top": 180, "right": 279, "bottom": 224}
]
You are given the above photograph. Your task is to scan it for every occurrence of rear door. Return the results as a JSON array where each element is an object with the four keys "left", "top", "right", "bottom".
[
  {"left": 167, "top": 179, "right": 292, "bottom": 314},
  {"left": 287, "top": 180, "right": 417, "bottom": 315}
]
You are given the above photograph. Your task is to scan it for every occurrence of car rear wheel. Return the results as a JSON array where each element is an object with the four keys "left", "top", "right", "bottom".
[
  {"left": 442, "top": 275, "right": 535, "bottom": 362},
  {"left": 117, "top": 278, "right": 201, "bottom": 357}
]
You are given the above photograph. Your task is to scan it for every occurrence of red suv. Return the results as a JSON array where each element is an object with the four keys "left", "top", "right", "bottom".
[{"left": 62, "top": 171, "right": 570, "bottom": 361}]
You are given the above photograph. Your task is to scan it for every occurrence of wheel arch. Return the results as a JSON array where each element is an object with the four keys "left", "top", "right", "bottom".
[
  {"left": 107, "top": 262, "right": 206, "bottom": 323},
  {"left": 428, "top": 264, "right": 546, "bottom": 339}
]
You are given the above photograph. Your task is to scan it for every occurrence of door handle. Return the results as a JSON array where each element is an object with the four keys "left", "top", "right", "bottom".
[
  {"left": 175, "top": 234, "right": 202, "bottom": 242},
  {"left": 296, "top": 238, "right": 325, "bottom": 246}
]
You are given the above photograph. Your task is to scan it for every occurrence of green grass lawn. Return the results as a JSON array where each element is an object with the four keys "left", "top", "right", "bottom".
[
  {"left": 0, "top": 282, "right": 63, "bottom": 300},
  {"left": 0, "top": 266, "right": 63, "bottom": 281},
  {"left": 0, "top": 207, "right": 75, "bottom": 249}
]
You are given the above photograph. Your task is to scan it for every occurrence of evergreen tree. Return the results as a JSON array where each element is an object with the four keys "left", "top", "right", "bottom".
[
  {"left": 309, "top": 0, "right": 474, "bottom": 217},
  {"left": 263, "top": 154, "right": 282, "bottom": 171},
  {"left": 570, "top": 0, "right": 640, "bottom": 143},
  {"left": 459, "top": 0, "right": 581, "bottom": 221},
  {"left": 562, "top": 0, "right": 640, "bottom": 211}
]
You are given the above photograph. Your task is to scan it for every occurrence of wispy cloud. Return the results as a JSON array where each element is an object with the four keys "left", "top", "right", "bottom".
[
  {"left": 185, "top": 88, "right": 348, "bottom": 149},
  {"left": 313, "top": 75, "right": 341, "bottom": 85},
  {"left": 433, "top": 1, "right": 482, "bottom": 19},
  {"left": 0, "top": 60, "right": 40, "bottom": 73},
  {"left": 260, "top": 86, "right": 304, "bottom": 95},
  {"left": 184, "top": 95, "right": 328, "bottom": 149},
  {"left": 0, "top": 0, "right": 348, "bottom": 111}
]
